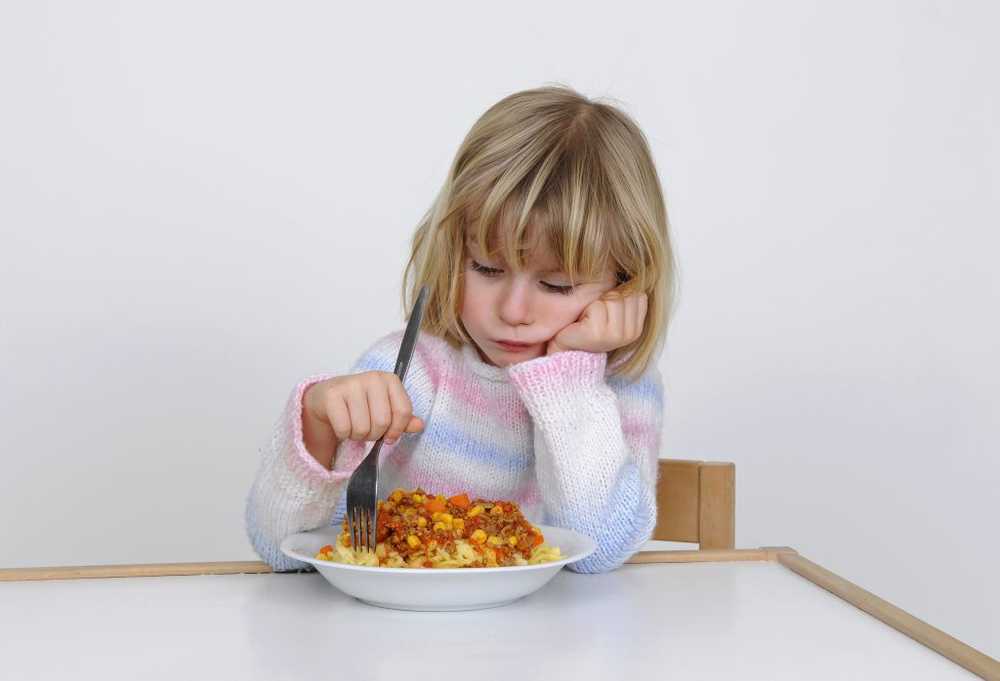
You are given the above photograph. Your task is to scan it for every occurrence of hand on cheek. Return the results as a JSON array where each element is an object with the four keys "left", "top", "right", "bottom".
[{"left": 546, "top": 291, "right": 648, "bottom": 356}]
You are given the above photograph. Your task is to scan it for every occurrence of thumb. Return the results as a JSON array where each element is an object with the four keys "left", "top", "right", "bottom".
[
  {"left": 550, "top": 319, "right": 588, "bottom": 351},
  {"left": 405, "top": 416, "right": 424, "bottom": 433}
]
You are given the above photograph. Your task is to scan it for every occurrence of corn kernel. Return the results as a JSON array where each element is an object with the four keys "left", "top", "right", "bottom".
[
  {"left": 452, "top": 518, "right": 465, "bottom": 531},
  {"left": 470, "top": 529, "right": 487, "bottom": 544},
  {"left": 440, "top": 513, "right": 453, "bottom": 524},
  {"left": 468, "top": 505, "right": 484, "bottom": 517},
  {"left": 508, "top": 536, "right": 518, "bottom": 546},
  {"left": 412, "top": 493, "right": 424, "bottom": 503},
  {"left": 432, "top": 512, "right": 443, "bottom": 521},
  {"left": 417, "top": 516, "right": 427, "bottom": 527},
  {"left": 433, "top": 521, "right": 447, "bottom": 532},
  {"left": 490, "top": 505, "right": 504, "bottom": 516},
  {"left": 390, "top": 489, "right": 404, "bottom": 502},
  {"left": 487, "top": 535, "right": 503, "bottom": 547},
  {"left": 407, "top": 535, "right": 421, "bottom": 548}
]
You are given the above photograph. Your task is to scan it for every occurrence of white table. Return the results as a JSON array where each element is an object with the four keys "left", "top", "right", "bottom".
[{"left": 1, "top": 550, "right": 992, "bottom": 680}]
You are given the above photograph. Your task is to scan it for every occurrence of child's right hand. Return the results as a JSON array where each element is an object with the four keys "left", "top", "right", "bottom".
[{"left": 302, "top": 372, "right": 424, "bottom": 468}]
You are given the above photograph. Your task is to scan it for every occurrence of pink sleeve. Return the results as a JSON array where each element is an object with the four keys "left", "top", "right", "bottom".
[{"left": 283, "top": 374, "right": 355, "bottom": 484}]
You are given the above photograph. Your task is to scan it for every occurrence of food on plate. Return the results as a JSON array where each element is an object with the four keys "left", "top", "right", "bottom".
[{"left": 314, "top": 488, "right": 561, "bottom": 568}]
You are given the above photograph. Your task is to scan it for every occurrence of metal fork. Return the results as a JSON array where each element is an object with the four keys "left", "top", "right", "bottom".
[{"left": 344, "top": 285, "right": 428, "bottom": 553}]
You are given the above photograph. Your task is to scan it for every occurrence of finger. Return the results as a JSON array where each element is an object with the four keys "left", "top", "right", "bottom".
[
  {"left": 365, "top": 379, "right": 393, "bottom": 442},
  {"left": 548, "top": 321, "right": 583, "bottom": 354},
  {"left": 623, "top": 294, "right": 638, "bottom": 339},
  {"left": 345, "top": 382, "right": 371, "bottom": 440},
  {"left": 384, "top": 377, "right": 414, "bottom": 443},
  {"left": 405, "top": 416, "right": 424, "bottom": 433},
  {"left": 604, "top": 297, "right": 624, "bottom": 340},
  {"left": 585, "top": 297, "right": 609, "bottom": 329},
  {"left": 327, "top": 392, "right": 352, "bottom": 442}
]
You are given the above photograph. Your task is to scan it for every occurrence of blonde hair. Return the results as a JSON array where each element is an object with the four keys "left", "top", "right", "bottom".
[{"left": 404, "top": 85, "right": 676, "bottom": 379}]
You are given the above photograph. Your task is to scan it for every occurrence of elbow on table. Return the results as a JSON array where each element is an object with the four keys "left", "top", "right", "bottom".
[
  {"left": 565, "top": 521, "right": 654, "bottom": 574},
  {"left": 565, "top": 469, "right": 656, "bottom": 574}
]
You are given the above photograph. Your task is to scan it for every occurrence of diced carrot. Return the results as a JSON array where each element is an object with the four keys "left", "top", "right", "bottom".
[
  {"left": 319, "top": 544, "right": 334, "bottom": 553},
  {"left": 532, "top": 534, "right": 544, "bottom": 546},
  {"left": 448, "top": 493, "right": 470, "bottom": 509},
  {"left": 424, "top": 495, "right": 447, "bottom": 514}
]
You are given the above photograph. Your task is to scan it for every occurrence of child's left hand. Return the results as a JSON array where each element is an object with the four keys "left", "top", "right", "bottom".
[{"left": 546, "top": 290, "right": 648, "bottom": 356}]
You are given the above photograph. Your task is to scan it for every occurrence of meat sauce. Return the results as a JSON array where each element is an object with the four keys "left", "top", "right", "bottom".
[{"left": 340, "top": 488, "right": 545, "bottom": 567}]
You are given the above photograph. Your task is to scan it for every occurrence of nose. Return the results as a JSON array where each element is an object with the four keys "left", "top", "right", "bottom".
[{"left": 497, "top": 277, "right": 534, "bottom": 327}]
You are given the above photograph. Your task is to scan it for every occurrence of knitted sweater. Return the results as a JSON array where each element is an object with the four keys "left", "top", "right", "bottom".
[{"left": 245, "top": 331, "right": 664, "bottom": 573}]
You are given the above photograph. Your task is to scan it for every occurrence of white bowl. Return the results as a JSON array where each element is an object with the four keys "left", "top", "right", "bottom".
[{"left": 280, "top": 524, "right": 596, "bottom": 611}]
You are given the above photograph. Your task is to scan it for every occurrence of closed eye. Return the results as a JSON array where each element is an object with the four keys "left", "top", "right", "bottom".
[
  {"left": 470, "top": 259, "right": 504, "bottom": 277},
  {"left": 472, "top": 258, "right": 574, "bottom": 294},
  {"left": 540, "top": 281, "right": 574, "bottom": 295}
]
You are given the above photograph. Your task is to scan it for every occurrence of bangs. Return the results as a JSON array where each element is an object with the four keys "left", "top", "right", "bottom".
[{"left": 461, "top": 147, "right": 623, "bottom": 286}]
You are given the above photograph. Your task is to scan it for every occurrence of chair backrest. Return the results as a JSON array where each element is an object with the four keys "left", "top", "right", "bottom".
[{"left": 653, "top": 459, "right": 735, "bottom": 549}]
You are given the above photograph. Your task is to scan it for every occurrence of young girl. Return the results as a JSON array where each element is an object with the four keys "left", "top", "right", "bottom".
[{"left": 246, "top": 85, "right": 675, "bottom": 574}]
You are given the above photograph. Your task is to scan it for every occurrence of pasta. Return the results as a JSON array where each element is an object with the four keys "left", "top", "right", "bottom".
[{"left": 314, "top": 488, "right": 562, "bottom": 568}]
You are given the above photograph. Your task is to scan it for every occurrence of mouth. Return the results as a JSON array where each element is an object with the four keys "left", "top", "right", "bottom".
[{"left": 494, "top": 339, "right": 541, "bottom": 353}]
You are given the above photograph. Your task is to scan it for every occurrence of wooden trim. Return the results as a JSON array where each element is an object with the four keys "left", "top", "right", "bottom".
[
  {"left": 0, "top": 561, "right": 273, "bottom": 582},
  {"left": 2, "top": 547, "right": 773, "bottom": 582},
  {"left": 761, "top": 545, "right": 799, "bottom": 561},
  {"left": 626, "top": 548, "right": 768, "bottom": 564},
  {"left": 698, "top": 462, "right": 735, "bottom": 549},
  {"left": 777, "top": 552, "right": 1000, "bottom": 681}
]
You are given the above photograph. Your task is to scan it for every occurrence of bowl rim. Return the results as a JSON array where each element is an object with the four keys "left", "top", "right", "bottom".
[{"left": 279, "top": 523, "right": 596, "bottom": 575}]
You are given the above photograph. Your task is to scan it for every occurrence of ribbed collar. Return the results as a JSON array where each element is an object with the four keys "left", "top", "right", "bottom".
[{"left": 460, "top": 343, "right": 511, "bottom": 383}]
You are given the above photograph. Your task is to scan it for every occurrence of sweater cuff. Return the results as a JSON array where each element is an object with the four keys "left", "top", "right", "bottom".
[
  {"left": 285, "top": 374, "right": 353, "bottom": 486},
  {"left": 506, "top": 350, "right": 607, "bottom": 402}
]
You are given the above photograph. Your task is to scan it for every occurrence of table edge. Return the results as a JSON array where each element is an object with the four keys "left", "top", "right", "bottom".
[
  {"left": 1, "top": 547, "right": 996, "bottom": 680},
  {"left": 0, "top": 547, "right": 780, "bottom": 581}
]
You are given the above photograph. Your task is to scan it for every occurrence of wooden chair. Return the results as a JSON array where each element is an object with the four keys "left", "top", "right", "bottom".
[{"left": 652, "top": 459, "right": 735, "bottom": 550}]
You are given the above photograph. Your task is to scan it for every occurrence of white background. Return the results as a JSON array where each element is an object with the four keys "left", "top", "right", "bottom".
[{"left": 1, "top": 0, "right": 997, "bottom": 657}]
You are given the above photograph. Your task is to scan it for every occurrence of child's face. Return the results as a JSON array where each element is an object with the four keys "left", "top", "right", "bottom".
[{"left": 460, "top": 236, "right": 617, "bottom": 367}]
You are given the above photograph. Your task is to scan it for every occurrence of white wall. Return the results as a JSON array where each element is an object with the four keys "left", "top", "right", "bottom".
[{"left": 1, "top": 0, "right": 996, "bottom": 657}]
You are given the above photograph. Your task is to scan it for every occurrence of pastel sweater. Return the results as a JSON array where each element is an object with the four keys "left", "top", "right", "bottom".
[{"left": 245, "top": 331, "right": 664, "bottom": 573}]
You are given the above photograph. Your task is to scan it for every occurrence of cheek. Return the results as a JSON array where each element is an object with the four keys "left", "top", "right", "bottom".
[
  {"left": 540, "top": 283, "right": 610, "bottom": 330},
  {"left": 459, "top": 277, "right": 488, "bottom": 323}
]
